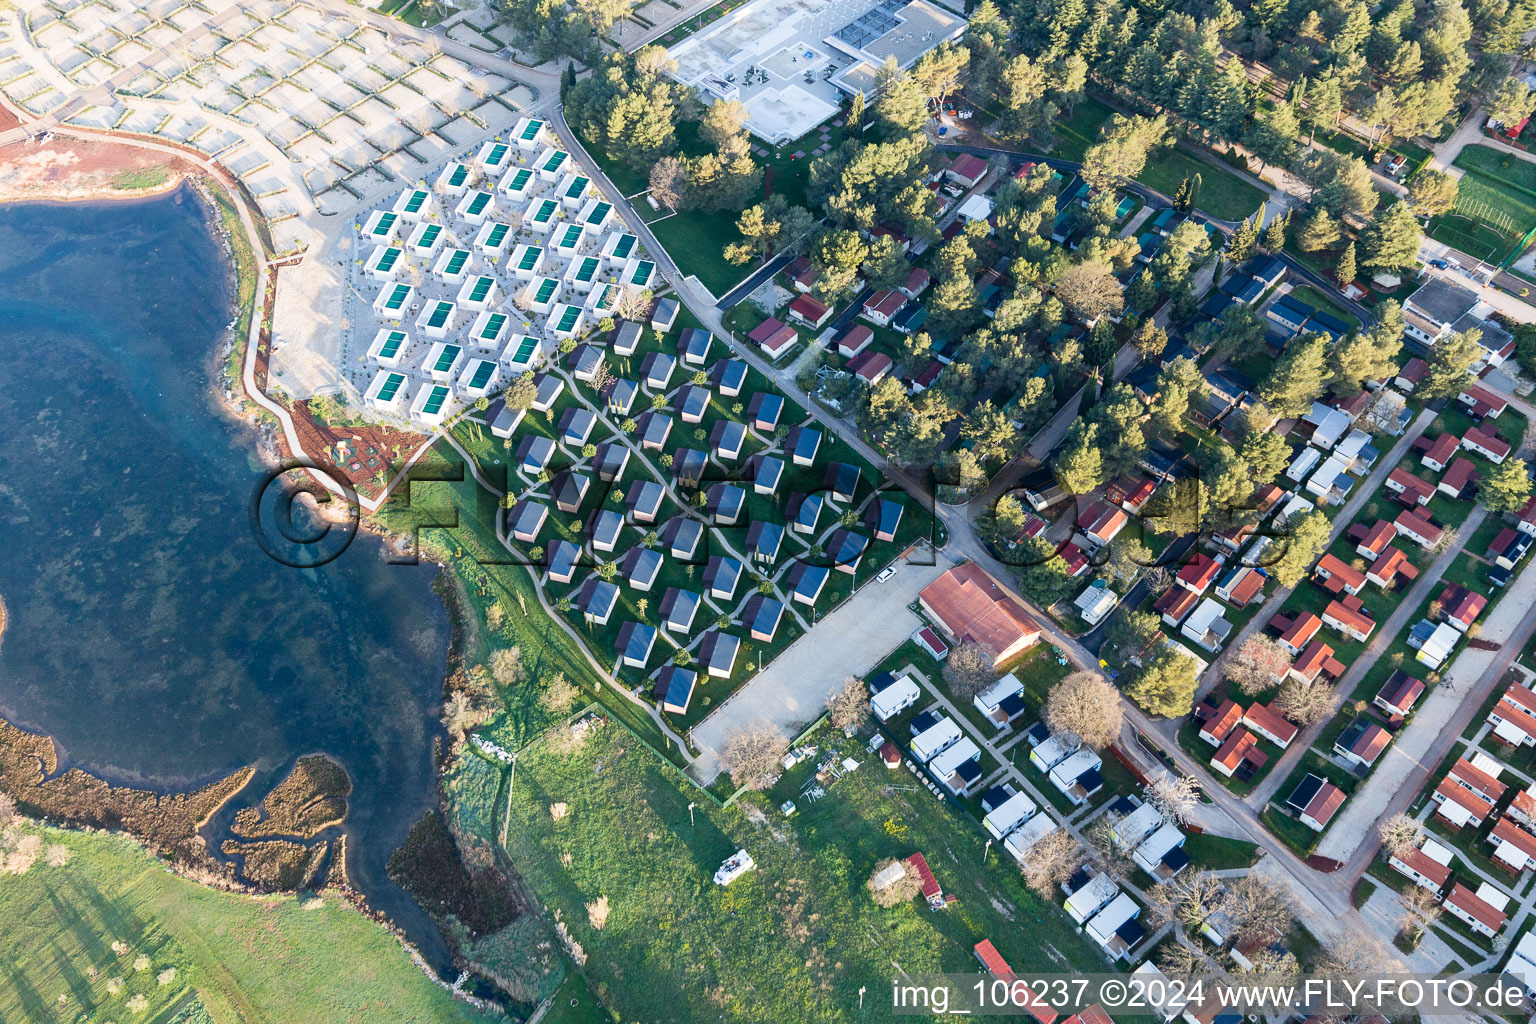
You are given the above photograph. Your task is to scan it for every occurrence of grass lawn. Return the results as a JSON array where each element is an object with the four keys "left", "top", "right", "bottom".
[
  {"left": 1051, "top": 97, "right": 1115, "bottom": 162},
  {"left": 1134, "top": 148, "right": 1267, "bottom": 222},
  {"left": 1453, "top": 145, "right": 1536, "bottom": 195},
  {"left": 483, "top": 722, "right": 1115, "bottom": 1024},
  {"left": 1352, "top": 876, "right": 1376, "bottom": 908},
  {"left": 1427, "top": 168, "right": 1536, "bottom": 265},
  {"left": 1182, "top": 832, "right": 1260, "bottom": 870},
  {"left": 1287, "top": 285, "right": 1359, "bottom": 326},
  {"left": 0, "top": 824, "right": 491, "bottom": 1024}
]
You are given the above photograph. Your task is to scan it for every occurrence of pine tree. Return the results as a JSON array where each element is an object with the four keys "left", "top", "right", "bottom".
[
  {"left": 1258, "top": 333, "right": 1329, "bottom": 417},
  {"left": 1484, "top": 458, "right": 1533, "bottom": 513},
  {"left": 1335, "top": 241, "right": 1357, "bottom": 284},
  {"left": 1262, "top": 212, "right": 1288, "bottom": 251},
  {"left": 1226, "top": 214, "right": 1259, "bottom": 263},
  {"left": 848, "top": 90, "right": 865, "bottom": 131},
  {"left": 1360, "top": 200, "right": 1422, "bottom": 271}
]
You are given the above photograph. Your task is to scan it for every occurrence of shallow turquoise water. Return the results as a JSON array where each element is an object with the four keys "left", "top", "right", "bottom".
[{"left": 0, "top": 186, "right": 453, "bottom": 967}]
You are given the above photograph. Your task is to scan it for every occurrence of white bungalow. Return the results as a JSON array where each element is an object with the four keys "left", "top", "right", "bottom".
[
  {"left": 362, "top": 209, "right": 400, "bottom": 244},
  {"left": 455, "top": 190, "right": 496, "bottom": 226},
  {"left": 1003, "top": 815, "right": 1058, "bottom": 862},
  {"left": 470, "top": 310, "right": 510, "bottom": 349},
  {"left": 416, "top": 300, "right": 458, "bottom": 340},
  {"left": 983, "top": 790, "right": 1038, "bottom": 840},
  {"left": 392, "top": 187, "right": 432, "bottom": 221},
  {"left": 407, "top": 221, "right": 446, "bottom": 259},
  {"left": 456, "top": 275, "right": 500, "bottom": 312},
  {"left": 510, "top": 243, "right": 545, "bottom": 280},
  {"left": 557, "top": 172, "right": 592, "bottom": 209},
  {"left": 525, "top": 276, "right": 562, "bottom": 314},
  {"left": 421, "top": 341, "right": 465, "bottom": 382},
  {"left": 410, "top": 381, "right": 452, "bottom": 426},
  {"left": 512, "top": 116, "right": 547, "bottom": 149},
  {"left": 566, "top": 254, "right": 603, "bottom": 293},
  {"left": 498, "top": 166, "right": 536, "bottom": 202},
  {"left": 525, "top": 197, "right": 560, "bottom": 234},
  {"left": 366, "top": 327, "right": 409, "bottom": 368},
  {"left": 365, "top": 369, "right": 409, "bottom": 413},
  {"left": 550, "top": 303, "right": 585, "bottom": 339},
  {"left": 473, "top": 221, "right": 513, "bottom": 257},
  {"left": 534, "top": 147, "right": 570, "bottom": 180},
  {"left": 551, "top": 221, "right": 587, "bottom": 257},
  {"left": 476, "top": 138, "right": 512, "bottom": 173},
  {"left": 435, "top": 161, "right": 471, "bottom": 196},
  {"left": 623, "top": 256, "right": 657, "bottom": 290},
  {"left": 602, "top": 232, "right": 638, "bottom": 267},
  {"left": 433, "top": 247, "right": 472, "bottom": 284},
  {"left": 578, "top": 198, "right": 614, "bottom": 233},
  {"left": 365, "top": 244, "right": 403, "bottom": 282},
  {"left": 458, "top": 357, "right": 499, "bottom": 398},
  {"left": 372, "top": 282, "right": 415, "bottom": 319},
  {"left": 501, "top": 333, "right": 542, "bottom": 372}
]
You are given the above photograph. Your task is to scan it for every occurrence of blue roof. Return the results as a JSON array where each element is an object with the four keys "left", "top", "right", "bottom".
[
  {"left": 713, "top": 359, "right": 747, "bottom": 391},
  {"left": 750, "top": 520, "right": 784, "bottom": 559},
  {"left": 749, "top": 392, "right": 784, "bottom": 427},
  {"left": 621, "top": 621, "right": 655, "bottom": 663},
  {"left": 663, "top": 666, "right": 696, "bottom": 709},
  {"left": 748, "top": 596, "right": 784, "bottom": 636},
  {"left": 791, "top": 427, "right": 821, "bottom": 460}
]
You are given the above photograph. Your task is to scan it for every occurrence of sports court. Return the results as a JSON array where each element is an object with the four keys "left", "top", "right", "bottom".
[{"left": 667, "top": 0, "right": 965, "bottom": 144}]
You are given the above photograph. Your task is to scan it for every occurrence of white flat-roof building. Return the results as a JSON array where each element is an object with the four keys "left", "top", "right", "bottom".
[
  {"left": 983, "top": 790, "right": 1037, "bottom": 840},
  {"left": 458, "top": 357, "right": 499, "bottom": 398},
  {"left": 502, "top": 333, "right": 543, "bottom": 372},
  {"left": 1065, "top": 872, "right": 1119, "bottom": 924},
  {"left": 363, "top": 209, "right": 400, "bottom": 244},
  {"left": 373, "top": 281, "right": 415, "bottom": 319},
  {"left": 366, "top": 244, "right": 403, "bottom": 282},
  {"left": 365, "top": 368, "right": 409, "bottom": 413},
  {"left": 477, "top": 138, "right": 512, "bottom": 173},
  {"left": 512, "top": 116, "right": 548, "bottom": 149},
  {"left": 471, "top": 310, "right": 510, "bottom": 349},
  {"left": 421, "top": 341, "right": 465, "bottom": 382},
  {"left": 393, "top": 187, "right": 432, "bottom": 221},
  {"left": 436, "top": 161, "right": 471, "bottom": 195},
  {"left": 911, "top": 716, "right": 962, "bottom": 762},
  {"left": 417, "top": 299, "right": 458, "bottom": 340},
  {"left": 500, "top": 166, "right": 536, "bottom": 202},
  {"left": 474, "top": 221, "right": 513, "bottom": 257},
  {"left": 457, "top": 274, "right": 500, "bottom": 312},
  {"left": 1004, "top": 814, "right": 1058, "bottom": 862},
  {"left": 870, "top": 674, "right": 920, "bottom": 720},
  {"left": 550, "top": 303, "right": 585, "bottom": 339},
  {"left": 411, "top": 381, "right": 452, "bottom": 426},
  {"left": 367, "top": 327, "right": 409, "bottom": 368},
  {"left": 434, "top": 247, "right": 472, "bottom": 284},
  {"left": 456, "top": 190, "right": 496, "bottom": 226},
  {"left": 666, "top": 0, "right": 964, "bottom": 144}
]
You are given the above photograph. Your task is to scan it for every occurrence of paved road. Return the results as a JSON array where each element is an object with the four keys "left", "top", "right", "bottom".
[{"left": 688, "top": 558, "right": 947, "bottom": 781}]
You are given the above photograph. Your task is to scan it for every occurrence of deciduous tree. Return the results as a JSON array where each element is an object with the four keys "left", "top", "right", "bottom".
[
  {"left": 944, "top": 641, "right": 998, "bottom": 699},
  {"left": 1045, "top": 671, "right": 1124, "bottom": 748},
  {"left": 720, "top": 723, "right": 790, "bottom": 790}
]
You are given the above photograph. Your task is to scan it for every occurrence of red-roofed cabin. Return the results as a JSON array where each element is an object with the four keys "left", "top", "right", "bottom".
[
  {"left": 1438, "top": 583, "right": 1487, "bottom": 632},
  {"left": 861, "top": 289, "right": 907, "bottom": 327},
  {"left": 1176, "top": 554, "right": 1221, "bottom": 595},
  {"left": 1374, "top": 669, "right": 1425, "bottom": 721},
  {"left": 1244, "top": 702, "right": 1298, "bottom": 748},
  {"left": 1314, "top": 553, "right": 1367, "bottom": 595},
  {"left": 948, "top": 153, "right": 989, "bottom": 187},
  {"left": 1366, "top": 546, "right": 1418, "bottom": 590},
  {"left": 1464, "top": 426, "right": 1512, "bottom": 464},
  {"left": 1277, "top": 612, "right": 1322, "bottom": 655},
  {"left": 1439, "top": 457, "right": 1478, "bottom": 499},
  {"left": 1356, "top": 520, "right": 1397, "bottom": 559},
  {"left": 1386, "top": 467, "right": 1435, "bottom": 507},
  {"left": 1198, "top": 699, "right": 1243, "bottom": 746},
  {"left": 748, "top": 317, "right": 798, "bottom": 359},
  {"left": 1106, "top": 474, "right": 1158, "bottom": 515},
  {"left": 973, "top": 941, "right": 1059, "bottom": 1024},
  {"left": 906, "top": 852, "right": 945, "bottom": 909},
  {"left": 787, "top": 293, "right": 832, "bottom": 329},
  {"left": 1211, "top": 727, "right": 1267, "bottom": 778},
  {"left": 1421, "top": 433, "right": 1459, "bottom": 472},
  {"left": 1460, "top": 384, "right": 1508, "bottom": 419},
  {"left": 1289, "top": 639, "right": 1344, "bottom": 685},
  {"left": 1155, "top": 584, "right": 1199, "bottom": 626},
  {"left": 1395, "top": 509, "right": 1444, "bottom": 548}
]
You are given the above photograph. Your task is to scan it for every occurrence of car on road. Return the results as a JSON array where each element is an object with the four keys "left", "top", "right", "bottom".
[
  {"left": 876, "top": 566, "right": 896, "bottom": 583},
  {"left": 1429, "top": 258, "right": 1449, "bottom": 269}
]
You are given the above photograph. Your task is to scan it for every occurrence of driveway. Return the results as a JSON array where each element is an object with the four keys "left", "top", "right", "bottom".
[{"left": 687, "top": 556, "right": 949, "bottom": 782}]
